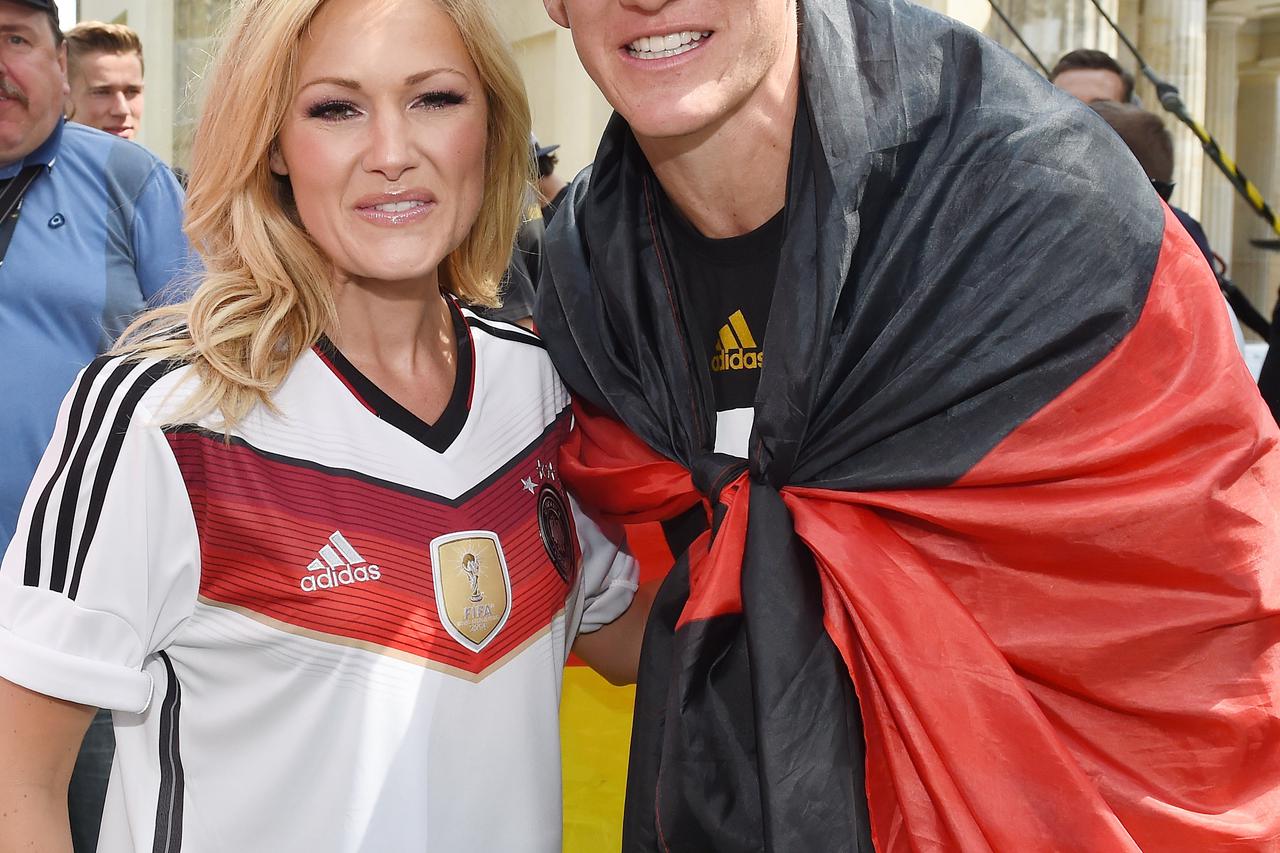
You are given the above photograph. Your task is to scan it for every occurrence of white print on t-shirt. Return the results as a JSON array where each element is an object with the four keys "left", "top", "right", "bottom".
[{"left": 300, "top": 530, "right": 383, "bottom": 592}]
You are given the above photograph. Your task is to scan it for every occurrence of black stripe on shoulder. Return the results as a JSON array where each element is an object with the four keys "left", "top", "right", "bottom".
[
  {"left": 151, "top": 650, "right": 185, "bottom": 853},
  {"left": 48, "top": 357, "right": 145, "bottom": 593},
  {"left": 23, "top": 355, "right": 115, "bottom": 588},
  {"left": 466, "top": 316, "right": 547, "bottom": 350},
  {"left": 66, "top": 359, "right": 182, "bottom": 600}
]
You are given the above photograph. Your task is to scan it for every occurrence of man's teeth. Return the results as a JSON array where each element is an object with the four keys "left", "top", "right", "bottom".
[
  {"left": 628, "top": 31, "right": 709, "bottom": 59},
  {"left": 372, "top": 201, "right": 423, "bottom": 213}
]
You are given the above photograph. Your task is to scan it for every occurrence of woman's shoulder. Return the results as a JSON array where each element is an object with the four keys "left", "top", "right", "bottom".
[
  {"left": 43, "top": 355, "right": 205, "bottom": 459},
  {"left": 78, "top": 353, "right": 199, "bottom": 414},
  {"left": 460, "top": 309, "right": 546, "bottom": 351},
  {"left": 459, "top": 306, "right": 570, "bottom": 416}
]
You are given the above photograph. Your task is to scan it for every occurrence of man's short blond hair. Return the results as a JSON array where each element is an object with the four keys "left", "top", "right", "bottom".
[{"left": 64, "top": 22, "right": 144, "bottom": 76}]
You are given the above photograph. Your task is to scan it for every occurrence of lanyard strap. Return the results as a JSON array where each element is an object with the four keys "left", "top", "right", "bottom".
[{"left": 0, "top": 165, "right": 45, "bottom": 269}]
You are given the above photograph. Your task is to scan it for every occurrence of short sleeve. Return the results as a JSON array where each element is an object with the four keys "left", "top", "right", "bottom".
[
  {"left": 0, "top": 357, "right": 199, "bottom": 713},
  {"left": 570, "top": 494, "right": 638, "bottom": 635}
]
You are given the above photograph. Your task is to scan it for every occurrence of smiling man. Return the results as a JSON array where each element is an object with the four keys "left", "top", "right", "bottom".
[
  {"left": 534, "top": 0, "right": 1280, "bottom": 849},
  {"left": 0, "top": 2, "right": 191, "bottom": 851},
  {"left": 64, "top": 21, "right": 144, "bottom": 140}
]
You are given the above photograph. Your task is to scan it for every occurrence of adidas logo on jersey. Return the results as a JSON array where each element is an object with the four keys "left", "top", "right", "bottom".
[
  {"left": 711, "top": 309, "right": 764, "bottom": 372},
  {"left": 301, "top": 531, "right": 382, "bottom": 593}
]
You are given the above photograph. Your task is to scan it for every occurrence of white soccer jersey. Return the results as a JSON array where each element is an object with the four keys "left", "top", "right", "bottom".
[{"left": 0, "top": 302, "right": 637, "bottom": 853}]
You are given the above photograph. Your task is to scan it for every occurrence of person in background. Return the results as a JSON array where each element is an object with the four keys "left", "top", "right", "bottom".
[
  {"left": 480, "top": 225, "right": 538, "bottom": 327},
  {"left": 534, "top": 133, "right": 568, "bottom": 222},
  {"left": 0, "top": 1, "right": 192, "bottom": 851},
  {"left": 479, "top": 136, "right": 560, "bottom": 327},
  {"left": 63, "top": 21, "right": 144, "bottom": 140},
  {"left": 1050, "top": 47, "right": 1135, "bottom": 104},
  {"left": 1088, "top": 99, "right": 1247, "bottom": 353}
]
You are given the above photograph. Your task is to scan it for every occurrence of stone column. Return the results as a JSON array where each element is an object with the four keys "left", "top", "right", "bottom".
[
  {"left": 1117, "top": 0, "right": 1141, "bottom": 67},
  {"left": 1201, "top": 12, "right": 1245, "bottom": 265},
  {"left": 171, "top": 0, "right": 228, "bottom": 170},
  {"left": 1137, "top": 0, "right": 1207, "bottom": 218},
  {"left": 984, "top": 0, "right": 1118, "bottom": 75},
  {"left": 1231, "top": 62, "right": 1280, "bottom": 315}
]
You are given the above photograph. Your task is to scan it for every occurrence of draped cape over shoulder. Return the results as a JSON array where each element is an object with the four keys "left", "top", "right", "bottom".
[{"left": 535, "top": 0, "right": 1280, "bottom": 849}]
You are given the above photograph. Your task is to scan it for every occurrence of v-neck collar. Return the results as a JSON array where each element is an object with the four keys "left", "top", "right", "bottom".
[{"left": 313, "top": 297, "right": 476, "bottom": 454}]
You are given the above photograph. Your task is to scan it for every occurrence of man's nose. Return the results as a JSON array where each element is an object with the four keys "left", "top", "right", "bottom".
[
  {"left": 620, "top": 0, "right": 673, "bottom": 10},
  {"left": 0, "top": 70, "right": 22, "bottom": 104},
  {"left": 110, "top": 91, "right": 131, "bottom": 116}
]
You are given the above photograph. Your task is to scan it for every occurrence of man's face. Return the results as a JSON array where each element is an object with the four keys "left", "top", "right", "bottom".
[
  {"left": 1052, "top": 68, "right": 1126, "bottom": 104},
  {"left": 69, "top": 50, "right": 144, "bottom": 139},
  {"left": 0, "top": 0, "right": 67, "bottom": 164},
  {"left": 543, "top": 0, "right": 797, "bottom": 143}
]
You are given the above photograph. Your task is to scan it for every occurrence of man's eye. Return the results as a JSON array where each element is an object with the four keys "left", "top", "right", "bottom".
[
  {"left": 306, "top": 100, "right": 359, "bottom": 121},
  {"left": 6, "top": 35, "right": 27, "bottom": 47},
  {"left": 416, "top": 91, "right": 465, "bottom": 110}
]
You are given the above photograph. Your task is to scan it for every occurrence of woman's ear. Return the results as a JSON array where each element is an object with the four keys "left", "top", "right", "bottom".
[{"left": 269, "top": 144, "right": 289, "bottom": 177}]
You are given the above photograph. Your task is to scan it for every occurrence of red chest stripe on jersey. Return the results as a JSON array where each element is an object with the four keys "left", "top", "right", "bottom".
[{"left": 165, "top": 414, "right": 574, "bottom": 678}]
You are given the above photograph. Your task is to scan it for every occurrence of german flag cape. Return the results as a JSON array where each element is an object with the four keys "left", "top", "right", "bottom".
[{"left": 535, "top": 0, "right": 1280, "bottom": 848}]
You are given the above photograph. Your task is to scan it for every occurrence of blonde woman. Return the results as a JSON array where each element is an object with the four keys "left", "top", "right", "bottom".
[{"left": 0, "top": 0, "right": 642, "bottom": 850}]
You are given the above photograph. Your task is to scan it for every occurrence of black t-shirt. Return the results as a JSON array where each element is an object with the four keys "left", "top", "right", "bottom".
[{"left": 662, "top": 198, "right": 785, "bottom": 413}]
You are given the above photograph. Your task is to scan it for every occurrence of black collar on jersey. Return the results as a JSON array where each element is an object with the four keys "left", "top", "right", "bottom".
[
  {"left": 535, "top": 0, "right": 1162, "bottom": 848},
  {"left": 315, "top": 297, "right": 474, "bottom": 454}
]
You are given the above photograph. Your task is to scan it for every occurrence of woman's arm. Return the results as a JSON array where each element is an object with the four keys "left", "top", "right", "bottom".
[
  {"left": 571, "top": 578, "right": 660, "bottom": 686},
  {"left": 0, "top": 678, "right": 96, "bottom": 853}
]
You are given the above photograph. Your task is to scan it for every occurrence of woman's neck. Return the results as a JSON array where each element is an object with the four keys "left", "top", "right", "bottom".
[{"left": 326, "top": 273, "right": 459, "bottom": 425}]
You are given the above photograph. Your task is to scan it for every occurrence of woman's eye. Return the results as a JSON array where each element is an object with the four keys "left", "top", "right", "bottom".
[
  {"left": 416, "top": 91, "right": 466, "bottom": 111},
  {"left": 306, "top": 100, "right": 359, "bottom": 121}
]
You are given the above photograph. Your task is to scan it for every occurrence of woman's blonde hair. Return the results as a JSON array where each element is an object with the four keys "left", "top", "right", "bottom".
[{"left": 116, "top": 0, "right": 532, "bottom": 428}]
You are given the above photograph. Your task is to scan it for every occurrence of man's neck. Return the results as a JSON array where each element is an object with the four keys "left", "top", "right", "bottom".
[{"left": 637, "top": 54, "right": 801, "bottom": 240}]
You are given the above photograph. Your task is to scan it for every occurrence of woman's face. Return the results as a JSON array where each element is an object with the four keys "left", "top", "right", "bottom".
[{"left": 272, "top": 0, "right": 489, "bottom": 289}]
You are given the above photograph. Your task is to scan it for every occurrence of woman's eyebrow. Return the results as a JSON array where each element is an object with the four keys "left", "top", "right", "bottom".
[
  {"left": 403, "top": 68, "right": 466, "bottom": 86},
  {"left": 298, "top": 68, "right": 466, "bottom": 93},
  {"left": 298, "top": 75, "right": 361, "bottom": 92}
]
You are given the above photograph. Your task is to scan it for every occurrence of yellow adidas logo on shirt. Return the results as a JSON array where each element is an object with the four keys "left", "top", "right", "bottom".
[{"left": 712, "top": 310, "right": 764, "bottom": 372}]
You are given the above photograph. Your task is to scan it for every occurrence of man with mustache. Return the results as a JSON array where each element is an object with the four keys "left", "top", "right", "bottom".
[
  {"left": 0, "top": 1, "right": 191, "bottom": 851},
  {"left": 534, "top": 0, "right": 1280, "bottom": 849}
]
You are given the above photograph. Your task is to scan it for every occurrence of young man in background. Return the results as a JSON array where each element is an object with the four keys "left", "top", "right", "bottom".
[{"left": 63, "top": 21, "right": 144, "bottom": 140}]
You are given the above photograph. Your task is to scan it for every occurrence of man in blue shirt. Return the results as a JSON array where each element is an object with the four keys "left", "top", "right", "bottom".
[
  {"left": 0, "top": 0, "right": 191, "bottom": 554},
  {"left": 0, "top": 1, "right": 191, "bottom": 850}
]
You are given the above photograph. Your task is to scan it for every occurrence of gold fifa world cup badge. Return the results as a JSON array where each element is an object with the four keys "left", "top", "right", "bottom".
[{"left": 430, "top": 531, "right": 512, "bottom": 652}]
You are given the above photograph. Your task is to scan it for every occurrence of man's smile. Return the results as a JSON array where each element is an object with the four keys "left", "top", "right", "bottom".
[{"left": 626, "top": 30, "right": 711, "bottom": 60}]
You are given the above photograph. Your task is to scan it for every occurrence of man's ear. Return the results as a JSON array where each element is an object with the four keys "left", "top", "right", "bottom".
[
  {"left": 56, "top": 42, "right": 69, "bottom": 98},
  {"left": 269, "top": 144, "right": 289, "bottom": 176},
  {"left": 543, "top": 0, "right": 570, "bottom": 29}
]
